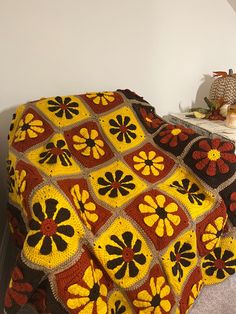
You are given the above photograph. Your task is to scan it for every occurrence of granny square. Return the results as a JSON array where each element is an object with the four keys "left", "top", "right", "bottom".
[
  {"left": 99, "top": 105, "right": 146, "bottom": 153},
  {"left": 154, "top": 123, "right": 199, "bottom": 157},
  {"left": 64, "top": 120, "right": 114, "bottom": 168},
  {"left": 124, "top": 142, "right": 175, "bottom": 183},
  {"left": 80, "top": 91, "right": 124, "bottom": 113},
  {"left": 184, "top": 137, "right": 236, "bottom": 188}
]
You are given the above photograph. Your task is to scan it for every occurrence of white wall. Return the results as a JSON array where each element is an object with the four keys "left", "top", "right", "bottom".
[{"left": 0, "top": 0, "right": 236, "bottom": 203}]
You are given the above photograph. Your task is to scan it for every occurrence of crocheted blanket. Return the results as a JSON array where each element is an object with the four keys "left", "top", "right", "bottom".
[{"left": 5, "top": 90, "right": 236, "bottom": 314}]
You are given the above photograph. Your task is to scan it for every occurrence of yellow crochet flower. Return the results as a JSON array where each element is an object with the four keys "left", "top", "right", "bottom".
[
  {"left": 67, "top": 261, "right": 107, "bottom": 314},
  {"left": 8, "top": 104, "right": 25, "bottom": 145},
  {"left": 202, "top": 217, "right": 225, "bottom": 250},
  {"left": 70, "top": 184, "right": 98, "bottom": 229},
  {"left": 139, "top": 194, "right": 180, "bottom": 237},
  {"left": 188, "top": 280, "right": 203, "bottom": 310},
  {"left": 73, "top": 128, "right": 105, "bottom": 159},
  {"left": 14, "top": 113, "right": 44, "bottom": 142},
  {"left": 85, "top": 92, "right": 115, "bottom": 106},
  {"left": 133, "top": 151, "right": 164, "bottom": 176},
  {"left": 14, "top": 169, "right": 27, "bottom": 216},
  {"left": 7, "top": 157, "right": 27, "bottom": 217},
  {"left": 133, "top": 276, "right": 172, "bottom": 313},
  {"left": 15, "top": 170, "right": 26, "bottom": 196}
]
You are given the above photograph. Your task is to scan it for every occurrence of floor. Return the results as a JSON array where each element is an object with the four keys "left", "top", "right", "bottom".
[{"left": 190, "top": 274, "right": 236, "bottom": 314}]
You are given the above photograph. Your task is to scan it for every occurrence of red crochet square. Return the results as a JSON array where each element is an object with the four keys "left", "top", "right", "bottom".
[
  {"left": 14, "top": 161, "right": 43, "bottom": 219},
  {"left": 196, "top": 201, "right": 227, "bottom": 257},
  {"left": 57, "top": 178, "right": 112, "bottom": 234},
  {"left": 124, "top": 142, "right": 175, "bottom": 183},
  {"left": 179, "top": 267, "right": 203, "bottom": 314},
  {"left": 12, "top": 108, "right": 54, "bottom": 153},
  {"left": 55, "top": 247, "right": 113, "bottom": 313},
  {"left": 64, "top": 121, "right": 114, "bottom": 168},
  {"left": 125, "top": 189, "right": 189, "bottom": 251},
  {"left": 80, "top": 91, "right": 124, "bottom": 113},
  {"left": 127, "top": 264, "right": 176, "bottom": 313}
]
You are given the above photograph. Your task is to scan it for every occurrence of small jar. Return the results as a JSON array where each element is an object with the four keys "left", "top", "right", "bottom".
[{"left": 226, "top": 104, "right": 236, "bottom": 128}]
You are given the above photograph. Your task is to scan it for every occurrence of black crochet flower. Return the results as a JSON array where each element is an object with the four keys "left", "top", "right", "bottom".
[
  {"left": 170, "top": 241, "right": 196, "bottom": 282},
  {"left": 39, "top": 140, "right": 72, "bottom": 166},
  {"left": 202, "top": 247, "right": 236, "bottom": 279},
  {"left": 170, "top": 179, "right": 205, "bottom": 205},
  {"left": 48, "top": 96, "right": 79, "bottom": 119},
  {"left": 109, "top": 115, "right": 137, "bottom": 143},
  {"left": 7, "top": 159, "right": 15, "bottom": 193},
  {"left": 98, "top": 170, "right": 135, "bottom": 198},
  {"left": 8, "top": 113, "right": 17, "bottom": 140},
  {"left": 106, "top": 231, "right": 146, "bottom": 279},
  {"left": 111, "top": 300, "right": 126, "bottom": 314},
  {"left": 27, "top": 198, "right": 74, "bottom": 255}
]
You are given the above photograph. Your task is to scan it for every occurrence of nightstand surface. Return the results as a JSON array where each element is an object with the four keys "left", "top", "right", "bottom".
[{"left": 168, "top": 113, "right": 236, "bottom": 146}]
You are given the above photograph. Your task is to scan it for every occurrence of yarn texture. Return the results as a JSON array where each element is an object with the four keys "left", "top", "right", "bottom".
[{"left": 4, "top": 90, "right": 236, "bottom": 314}]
